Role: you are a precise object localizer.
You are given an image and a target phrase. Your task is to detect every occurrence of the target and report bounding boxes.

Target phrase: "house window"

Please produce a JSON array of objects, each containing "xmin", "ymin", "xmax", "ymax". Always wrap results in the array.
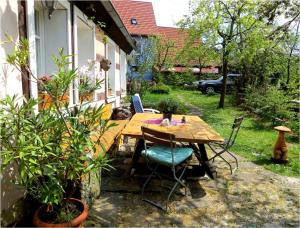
[
  {"xmin": 34, "ymin": 9, "xmax": 43, "ymax": 77},
  {"xmin": 107, "ymin": 42, "xmax": 115, "ymax": 97},
  {"xmin": 75, "ymin": 13, "xmax": 95, "ymax": 104},
  {"xmin": 33, "ymin": 1, "xmax": 71, "ymax": 110},
  {"xmin": 120, "ymin": 51, "xmax": 127, "ymax": 94},
  {"xmin": 131, "ymin": 18, "xmax": 138, "ymax": 25}
]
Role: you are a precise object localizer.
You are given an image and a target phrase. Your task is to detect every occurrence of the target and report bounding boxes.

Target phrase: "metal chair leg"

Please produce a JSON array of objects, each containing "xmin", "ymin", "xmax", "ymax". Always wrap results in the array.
[
  {"xmin": 142, "ymin": 165, "xmax": 188, "ymax": 212},
  {"xmin": 227, "ymin": 150, "xmax": 239, "ymax": 171},
  {"xmin": 218, "ymin": 153, "xmax": 233, "ymax": 174},
  {"xmin": 142, "ymin": 164, "xmax": 158, "ymax": 197},
  {"xmin": 166, "ymin": 166, "xmax": 188, "ymax": 210},
  {"xmin": 208, "ymin": 144, "xmax": 239, "ymax": 175}
]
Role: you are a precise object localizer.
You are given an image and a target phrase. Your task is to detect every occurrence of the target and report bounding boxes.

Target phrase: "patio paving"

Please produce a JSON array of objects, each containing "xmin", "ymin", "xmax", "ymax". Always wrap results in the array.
[{"xmin": 85, "ymin": 145, "xmax": 300, "ymax": 227}]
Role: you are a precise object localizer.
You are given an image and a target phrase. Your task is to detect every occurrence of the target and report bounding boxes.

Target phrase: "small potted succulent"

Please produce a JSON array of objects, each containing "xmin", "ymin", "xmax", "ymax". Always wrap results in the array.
[
  {"xmin": 1, "ymin": 40, "xmax": 112, "ymax": 226},
  {"xmin": 158, "ymin": 98, "xmax": 179, "ymax": 121}
]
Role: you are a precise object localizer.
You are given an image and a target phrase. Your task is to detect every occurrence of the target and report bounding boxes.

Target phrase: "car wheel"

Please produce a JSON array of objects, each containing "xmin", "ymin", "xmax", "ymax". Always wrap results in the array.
[{"xmin": 206, "ymin": 86, "xmax": 215, "ymax": 94}]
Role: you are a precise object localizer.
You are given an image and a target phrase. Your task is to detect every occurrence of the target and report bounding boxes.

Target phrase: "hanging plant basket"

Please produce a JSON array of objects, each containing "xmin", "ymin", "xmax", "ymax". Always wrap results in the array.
[{"xmin": 100, "ymin": 58, "xmax": 111, "ymax": 71}]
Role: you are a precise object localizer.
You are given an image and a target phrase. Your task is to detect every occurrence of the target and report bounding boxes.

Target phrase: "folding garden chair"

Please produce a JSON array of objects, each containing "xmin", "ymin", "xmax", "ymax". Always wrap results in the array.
[
  {"xmin": 207, "ymin": 116, "xmax": 244, "ymax": 174},
  {"xmin": 131, "ymin": 94, "xmax": 160, "ymax": 114},
  {"xmin": 141, "ymin": 126, "xmax": 193, "ymax": 211}
]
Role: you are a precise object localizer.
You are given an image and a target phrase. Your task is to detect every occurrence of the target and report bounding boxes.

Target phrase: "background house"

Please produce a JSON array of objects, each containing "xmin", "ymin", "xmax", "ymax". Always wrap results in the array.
[
  {"xmin": 113, "ymin": 0, "xmax": 219, "ymax": 83},
  {"xmin": 0, "ymin": 0, "xmax": 134, "ymax": 225},
  {"xmin": 112, "ymin": 0, "xmax": 157, "ymax": 81}
]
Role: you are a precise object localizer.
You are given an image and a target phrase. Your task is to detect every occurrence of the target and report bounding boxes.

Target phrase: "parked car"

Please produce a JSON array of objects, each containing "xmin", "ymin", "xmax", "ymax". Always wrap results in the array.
[{"xmin": 198, "ymin": 74, "xmax": 241, "ymax": 94}]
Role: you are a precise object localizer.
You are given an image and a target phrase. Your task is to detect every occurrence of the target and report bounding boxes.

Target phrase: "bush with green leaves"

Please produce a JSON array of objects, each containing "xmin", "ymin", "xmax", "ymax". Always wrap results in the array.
[
  {"xmin": 163, "ymin": 71, "xmax": 197, "ymax": 86},
  {"xmin": 244, "ymin": 86, "xmax": 294, "ymax": 124},
  {"xmin": 150, "ymin": 82, "xmax": 170, "ymax": 94},
  {"xmin": 1, "ymin": 39, "xmax": 112, "ymax": 221}
]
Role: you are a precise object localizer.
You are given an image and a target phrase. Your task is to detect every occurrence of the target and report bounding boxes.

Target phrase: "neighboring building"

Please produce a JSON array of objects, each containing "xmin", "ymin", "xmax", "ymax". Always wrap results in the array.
[
  {"xmin": 0, "ymin": 0, "xmax": 134, "ymax": 225},
  {"xmin": 113, "ymin": 0, "xmax": 219, "ymax": 81},
  {"xmin": 112, "ymin": 0, "xmax": 157, "ymax": 80},
  {"xmin": 157, "ymin": 26, "xmax": 219, "ymax": 75}
]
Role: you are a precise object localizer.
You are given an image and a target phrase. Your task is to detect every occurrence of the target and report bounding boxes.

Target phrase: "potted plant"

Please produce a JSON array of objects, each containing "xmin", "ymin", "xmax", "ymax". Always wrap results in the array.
[
  {"xmin": 38, "ymin": 75, "xmax": 69, "ymax": 110},
  {"xmin": 158, "ymin": 98, "xmax": 179, "ymax": 121},
  {"xmin": 1, "ymin": 39, "xmax": 112, "ymax": 226},
  {"xmin": 78, "ymin": 61, "xmax": 102, "ymax": 103}
]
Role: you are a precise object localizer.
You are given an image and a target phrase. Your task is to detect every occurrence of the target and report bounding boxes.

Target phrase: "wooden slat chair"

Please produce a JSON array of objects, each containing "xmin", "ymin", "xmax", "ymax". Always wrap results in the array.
[
  {"xmin": 141, "ymin": 126, "xmax": 193, "ymax": 211},
  {"xmin": 131, "ymin": 94, "xmax": 160, "ymax": 114},
  {"xmin": 207, "ymin": 116, "xmax": 244, "ymax": 174}
]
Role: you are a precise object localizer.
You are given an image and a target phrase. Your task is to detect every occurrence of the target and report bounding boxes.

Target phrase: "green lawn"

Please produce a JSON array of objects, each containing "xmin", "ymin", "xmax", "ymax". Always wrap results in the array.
[{"xmin": 141, "ymin": 88, "xmax": 300, "ymax": 177}]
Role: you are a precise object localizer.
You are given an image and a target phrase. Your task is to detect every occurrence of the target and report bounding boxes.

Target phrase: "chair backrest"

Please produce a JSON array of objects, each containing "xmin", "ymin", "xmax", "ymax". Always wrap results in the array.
[
  {"xmin": 131, "ymin": 94, "xmax": 144, "ymax": 113},
  {"xmin": 141, "ymin": 126, "xmax": 176, "ymax": 148},
  {"xmin": 226, "ymin": 116, "xmax": 244, "ymax": 148}
]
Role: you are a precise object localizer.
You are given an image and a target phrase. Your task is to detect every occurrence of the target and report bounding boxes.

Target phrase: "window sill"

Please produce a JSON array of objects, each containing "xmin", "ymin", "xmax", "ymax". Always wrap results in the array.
[{"xmin": 106, "ymin": 95, "xmax": 116, "ymax": 103}]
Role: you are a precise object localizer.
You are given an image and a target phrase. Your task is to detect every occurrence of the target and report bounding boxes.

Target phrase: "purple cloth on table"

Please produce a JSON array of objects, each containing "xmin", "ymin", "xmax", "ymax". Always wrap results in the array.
[{"xmin": 143, "ymin": 118, "xmax": 186, "ymax": 126}]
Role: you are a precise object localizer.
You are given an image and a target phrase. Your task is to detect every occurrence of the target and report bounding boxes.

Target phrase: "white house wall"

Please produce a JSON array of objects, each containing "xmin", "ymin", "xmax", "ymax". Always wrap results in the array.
[
  {"xmin": 0, "ymin": 0, "xmax": 23, "ymax": 99},
  {"xmin": 0, "ymin": 1, "xmax": 25, "ymax": 225}
]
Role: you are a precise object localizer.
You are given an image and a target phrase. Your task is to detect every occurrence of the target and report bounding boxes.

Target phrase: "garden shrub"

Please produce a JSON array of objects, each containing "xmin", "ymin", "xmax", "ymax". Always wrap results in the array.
[
  {"xmin": 244, "ymin": 86, "xmax": 294, "ymax": 124},
  {"xmin": 162, "ymin": 71, "xmax": 197, "ymax": 86},
  {"xmin": 200, "ymin": 73, "xmax": 222, "ymax": 80},
  {"xmin": 150, "ymin": 82, "xmax": 171, "ymax": 94}
]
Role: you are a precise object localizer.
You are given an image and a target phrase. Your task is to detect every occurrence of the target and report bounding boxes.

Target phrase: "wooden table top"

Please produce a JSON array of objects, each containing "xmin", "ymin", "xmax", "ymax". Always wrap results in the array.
[{"xmin": 121, "ymin": 113, "xmax": 224, "ymax": 144}]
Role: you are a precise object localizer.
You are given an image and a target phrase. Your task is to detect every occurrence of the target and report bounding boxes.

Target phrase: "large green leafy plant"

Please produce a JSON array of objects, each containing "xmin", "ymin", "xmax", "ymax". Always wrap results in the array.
[{"xmin": 0, "ymin": 39, "xmax": 112, "ymax": 218}]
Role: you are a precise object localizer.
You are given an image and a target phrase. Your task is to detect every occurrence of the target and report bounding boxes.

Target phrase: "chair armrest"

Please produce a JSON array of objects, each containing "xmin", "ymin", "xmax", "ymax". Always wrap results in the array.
[{"xmin": 143, "ymin": 108, "xmax": 160, "ymax": 114}]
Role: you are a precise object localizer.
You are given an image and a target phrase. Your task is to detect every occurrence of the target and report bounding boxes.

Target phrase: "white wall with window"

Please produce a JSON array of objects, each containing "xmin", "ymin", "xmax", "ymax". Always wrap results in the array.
[
  {"xmin": 74, "ymin": 7, "xmax": 96, "ymax": 105},
  {"xmin": 106, "ymin": 40, "xmax": 116, "ymax": 97},
  {"xmin": 29, "ymin": 0, "xmax": 72, "ymax": 103},
  {"xmin": 120, "ymin": 50, "xmax": 127, "ymax": 96}
]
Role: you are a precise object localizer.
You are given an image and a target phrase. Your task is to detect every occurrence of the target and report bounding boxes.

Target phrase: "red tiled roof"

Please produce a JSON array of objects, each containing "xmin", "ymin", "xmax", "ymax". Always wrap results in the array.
[
  {"xmin": 156, "ymin": 26, "xmax": 191, "ymax": 64},
  {"xmin": 156, "ymin": 26, "xmax": 189, "ymax": 50},
  {"xmin": 112, "ymin": 0, "xmax": 157, "ymax": 36}
]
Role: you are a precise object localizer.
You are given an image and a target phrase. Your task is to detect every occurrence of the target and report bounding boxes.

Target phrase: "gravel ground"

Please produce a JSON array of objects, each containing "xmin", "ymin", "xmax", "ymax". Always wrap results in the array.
[{"xmin": 85, "ymin": 148, "xmax": 300, "ymax": 227}]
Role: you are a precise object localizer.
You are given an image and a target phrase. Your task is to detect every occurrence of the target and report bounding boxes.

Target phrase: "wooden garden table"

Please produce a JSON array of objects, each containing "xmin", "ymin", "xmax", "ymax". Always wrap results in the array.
[{"xmin": 122, "ymin": 113, "xmax": 224, "ymax": 178}]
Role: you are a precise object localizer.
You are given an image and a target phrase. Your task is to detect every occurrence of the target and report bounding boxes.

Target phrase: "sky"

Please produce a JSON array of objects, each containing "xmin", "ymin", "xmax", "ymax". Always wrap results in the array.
[{"xmin": 140, "ymin": 0, "xmax": 191, "ymax": 27}]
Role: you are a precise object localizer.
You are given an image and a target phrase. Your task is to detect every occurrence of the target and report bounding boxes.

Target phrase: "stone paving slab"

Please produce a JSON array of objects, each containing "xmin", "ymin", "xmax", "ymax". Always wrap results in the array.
[{"xmin": 85, "ymin": 151, "xmax": 300, "ymax": 227}]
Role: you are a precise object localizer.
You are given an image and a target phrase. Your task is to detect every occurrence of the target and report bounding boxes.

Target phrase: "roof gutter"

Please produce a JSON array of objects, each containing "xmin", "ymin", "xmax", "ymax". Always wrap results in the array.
[{"xmin": 101, "ymin": 1, "xmax": 136, "ymax": 50}]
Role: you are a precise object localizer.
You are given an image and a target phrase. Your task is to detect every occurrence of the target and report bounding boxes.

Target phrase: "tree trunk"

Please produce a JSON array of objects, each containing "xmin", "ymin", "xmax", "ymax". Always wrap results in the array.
[
  {"xmin": 218, "ymin": 49, "xmax": 228, "ymax": 108},
  {"xmin": 286, "ymin": 21, "xmax": 300, "ymax": 85}
]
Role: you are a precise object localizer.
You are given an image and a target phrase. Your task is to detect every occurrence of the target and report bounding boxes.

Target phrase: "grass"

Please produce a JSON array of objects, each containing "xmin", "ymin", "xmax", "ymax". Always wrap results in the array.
[{"xmin": 141, "ymin": 88, "xmax": 300, "ymax": 177}]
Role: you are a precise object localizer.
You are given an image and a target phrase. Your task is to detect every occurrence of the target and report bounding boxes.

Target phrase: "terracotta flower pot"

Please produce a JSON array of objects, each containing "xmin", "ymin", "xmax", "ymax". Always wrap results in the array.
[{"xmin": 33, "ymin": 198, "xmax": 88, "ymax": 228}]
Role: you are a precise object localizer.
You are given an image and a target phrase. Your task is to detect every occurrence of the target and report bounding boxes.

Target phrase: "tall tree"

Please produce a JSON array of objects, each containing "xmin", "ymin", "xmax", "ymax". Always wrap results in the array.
[
  {"xmin": 180, "ymin": 0, "xmax": 261, "ymax": 108},
  {"xmin": 178, "ymin": 29, "xmax": 219, "ymax": 80},
  {"xmin": 179, "ymin": 0, "xmax": 299, "ymax": 108},
  {"xmin": 151, "ymin": 35, "xmax": 175, "ymax": 83}
]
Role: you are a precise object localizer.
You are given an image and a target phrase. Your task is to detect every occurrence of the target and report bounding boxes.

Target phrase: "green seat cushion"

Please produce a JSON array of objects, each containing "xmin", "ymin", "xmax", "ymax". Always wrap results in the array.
[{"xmin": 141, "ymin": 145, "xmax": 193, "ymax": 166}]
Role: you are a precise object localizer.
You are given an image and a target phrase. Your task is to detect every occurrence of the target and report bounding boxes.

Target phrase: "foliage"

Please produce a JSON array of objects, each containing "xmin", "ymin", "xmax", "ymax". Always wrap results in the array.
[
  {"xmin": 151, "ymin": 35, "xmax": 175, "ymax": 83},
  {"xmin": 127, "ymin": 37, "xmax": 154, "ymax": 96},
  {"xmin": 150, "ymin": 82, "xmax": 170, "ymax": 94},
  {"xmin": 244, "ymin": 86, "xmax": 295, "ymax": 124},
  {"xmin": 179, "ymin": 0, "xmax": 299, "ymax": 108},
  {"xmin": 163, "ymin": 71, "xmax": 197, "ymax": 87},
  {"xmin": 158, "ymin": 98, "xmax": 179, "ymax": 114},
  {"xmin": 1, "ymin": 40, "xmax": 112, "ymax": 221},
  {"xmin": 200, "ymin": 73, "xmax": 221, "ymax": 80}
]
